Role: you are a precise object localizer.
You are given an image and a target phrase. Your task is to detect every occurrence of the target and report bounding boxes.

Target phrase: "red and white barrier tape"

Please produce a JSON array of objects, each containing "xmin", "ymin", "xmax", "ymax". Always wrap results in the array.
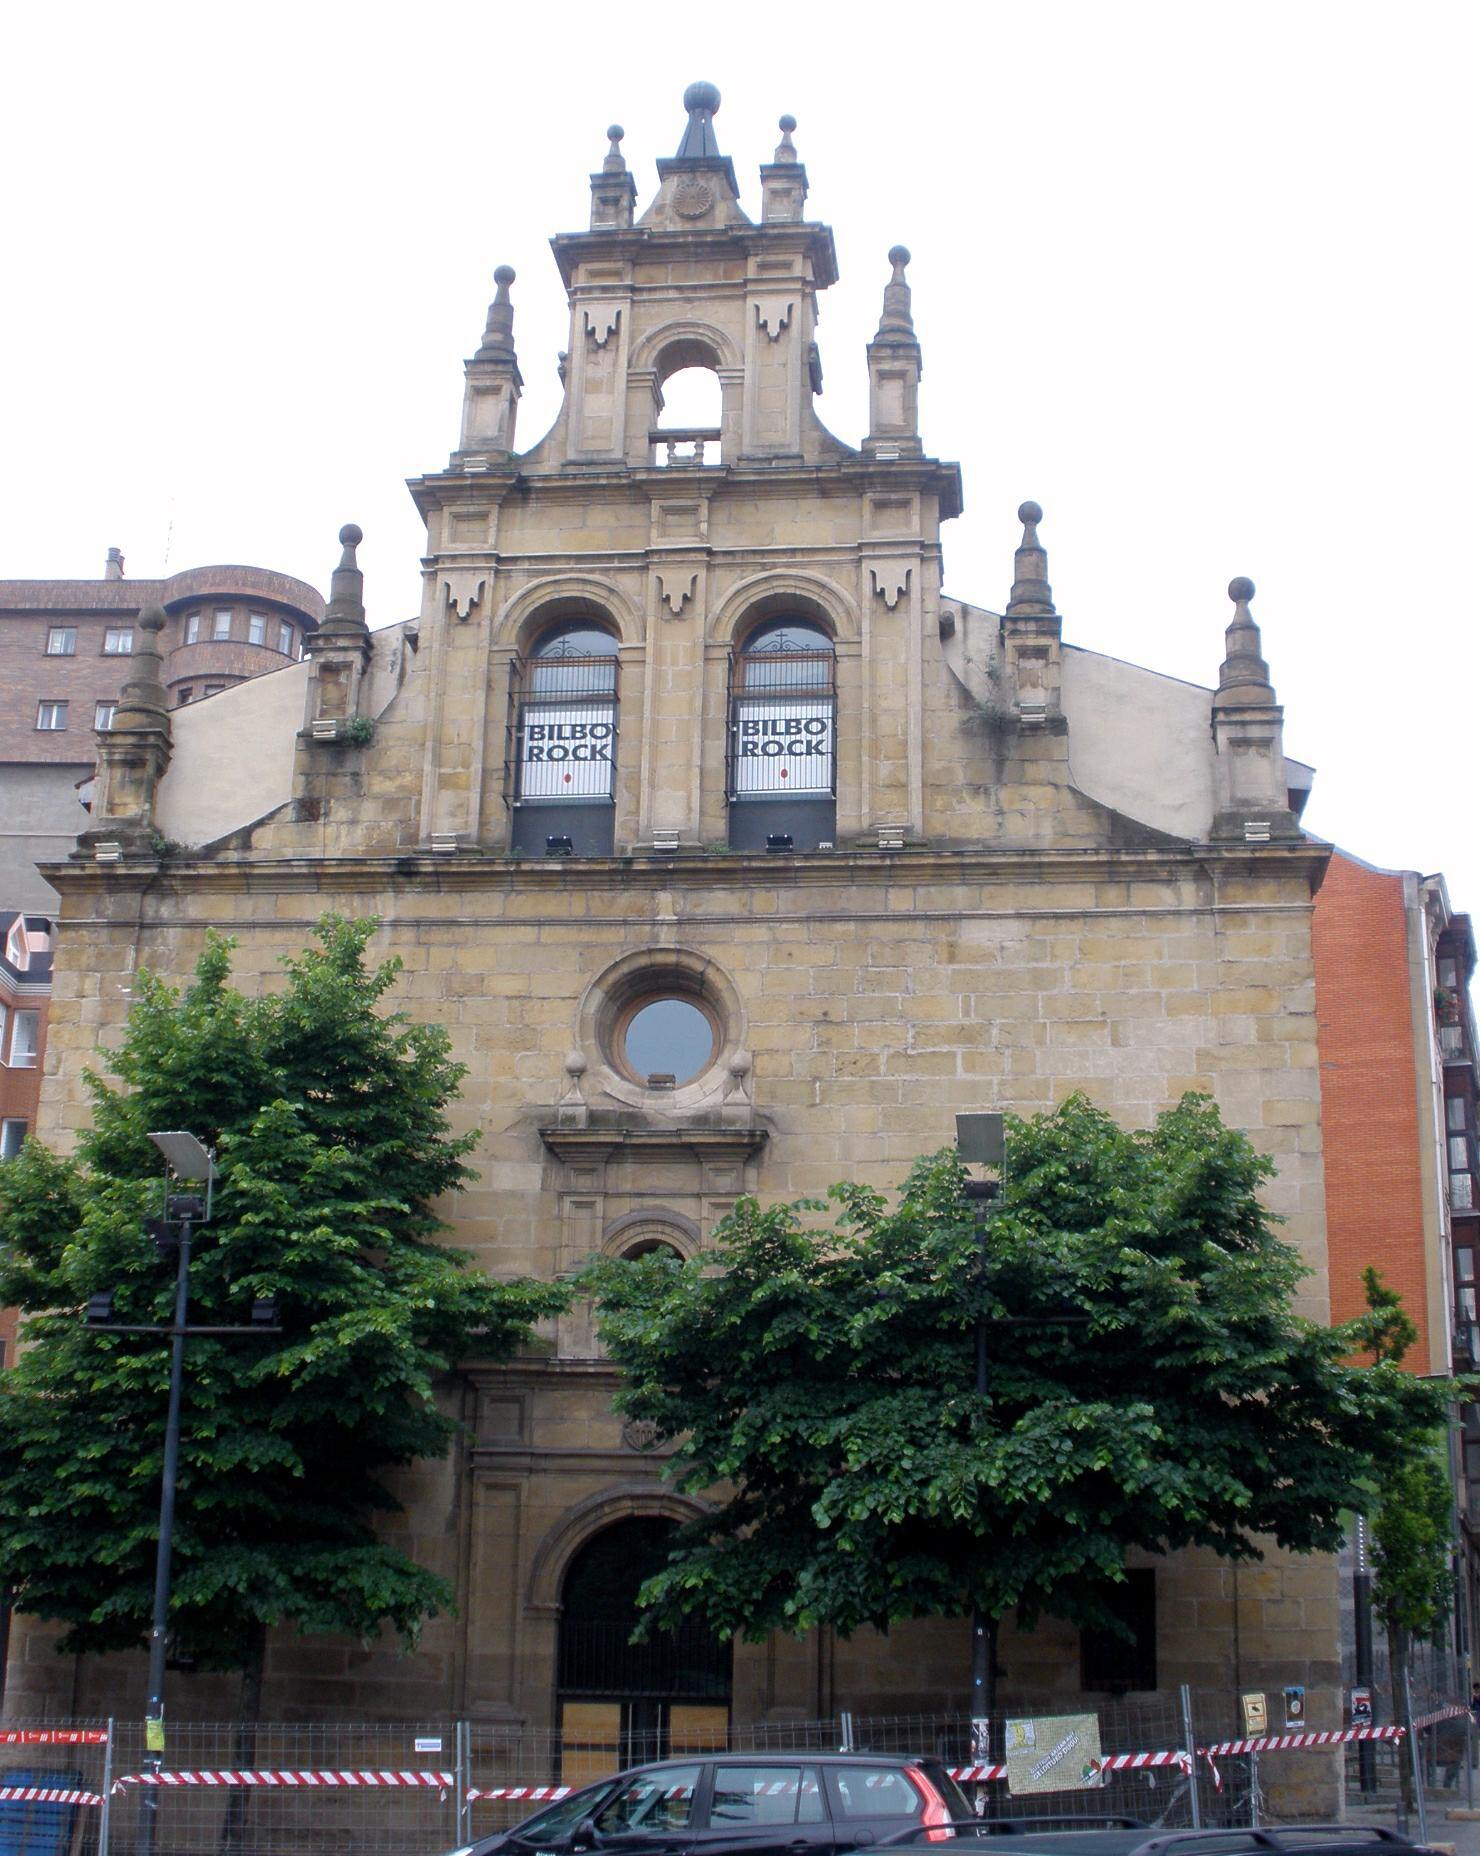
[
  {"xmin": 114, "ymin": 1768, "xmax": 455, "ymax": 1791},
  {"xmin": 947, "ymin": 1765, "xmax": 1007, "ymax": 1783},
  {"xmin": 0, "ymin": 1729, "xmax": 109, "ymax": 1745},
  {"xmin": 0, "ymin": 1784, "xmax": 104, "ymax": 1806},
  {"xmin": 1092, "ymin": 1750, "xmax": 1193, "ymax": 1777},
  {"xmin": 1202, "ymin": 1725, "xmax": 1403, "ymax": 1758},
  {"xmin": 1414, "ymin": 1705, "xmax": 1472, "ymax": 1732},
  {"xmin": 468, "ymin": 1783, "xmax": 572, "ymax": 1803}
]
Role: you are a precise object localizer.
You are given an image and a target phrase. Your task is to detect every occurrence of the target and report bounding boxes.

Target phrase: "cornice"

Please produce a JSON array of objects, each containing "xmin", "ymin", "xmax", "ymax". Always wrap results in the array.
[
  {"xmin": 549, "ymin": 221, "xmax": 839, "ymax": 289},
  {"xmin": 538, "ymin": 1123, "xmax": 768, "ymax": 1164},
  {"xmin": 409, "ymin": 455, "xmax": 962, "ymax": 516},
  {"xmin": 43, "ymin": 837, "xmax": 1333, "ymax": 907}
]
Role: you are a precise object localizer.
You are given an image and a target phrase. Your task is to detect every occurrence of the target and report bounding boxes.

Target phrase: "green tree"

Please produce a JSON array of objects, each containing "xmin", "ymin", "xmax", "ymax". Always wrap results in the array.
[
  {"xmin": 1359, "ymin": 1268, "xmax": 1456, "ymax": 1806},
  {"xmin": 0, "ymin": 917, "xmax": 564, "ymax": 1710},
  {"xmin": 588, "ymin": 1094, "xmax": 1447, "ymax": 1705}
]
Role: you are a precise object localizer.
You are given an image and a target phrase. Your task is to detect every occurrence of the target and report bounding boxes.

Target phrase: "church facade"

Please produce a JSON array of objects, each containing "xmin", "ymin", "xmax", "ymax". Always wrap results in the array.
[{"xmin": 17, "ymin": 86, "xmax": 1337, "ymax": 1758}]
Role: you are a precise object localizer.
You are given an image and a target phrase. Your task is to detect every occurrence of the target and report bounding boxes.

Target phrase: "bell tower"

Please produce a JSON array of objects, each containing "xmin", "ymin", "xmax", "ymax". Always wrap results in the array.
[{"xmin": 409, "ymin": 84, "xmax": 962, "ymax": 853}]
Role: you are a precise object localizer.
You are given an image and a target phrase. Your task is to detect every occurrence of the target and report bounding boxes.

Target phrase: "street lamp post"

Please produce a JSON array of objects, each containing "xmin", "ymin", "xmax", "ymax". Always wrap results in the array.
[
  {"xmin": 83, "ymin": 1130, "xmax": 280, "ymax": 1856},
  {"xmin": 955, "ymin": 1111, "xmax": 1091, "ymax": 1769}
]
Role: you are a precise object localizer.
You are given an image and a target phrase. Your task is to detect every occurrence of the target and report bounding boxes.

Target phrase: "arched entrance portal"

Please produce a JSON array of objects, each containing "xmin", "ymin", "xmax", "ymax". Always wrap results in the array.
[{"xmin": 558, "ymin": 1517, "xmax": 730, "ymax": 1782}]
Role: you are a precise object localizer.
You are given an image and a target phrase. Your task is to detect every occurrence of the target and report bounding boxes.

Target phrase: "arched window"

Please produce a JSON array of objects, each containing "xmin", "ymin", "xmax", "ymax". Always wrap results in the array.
[
  {"xmin": 727, "ymin": 618, "xmax": 836, "ymax": 851},
  {"xmin": 508, "ymin": 621, "xmax": 619, "ymax": 856},
  {"xmin": 557, "ymin": 1518, "xmax": 730, "ymax": 1780}
]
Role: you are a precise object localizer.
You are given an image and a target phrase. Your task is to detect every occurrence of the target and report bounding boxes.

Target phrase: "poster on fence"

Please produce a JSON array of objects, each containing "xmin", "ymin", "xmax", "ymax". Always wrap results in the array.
[
  {"xmin": 1241, "ymin": 1692, "xmax": 1268, "ymax": 1736},
  {"xmin": 1284, "ymin": 1685, "xmax": 1306, "ymax": 1728},
  {"xmin": 1350, "ymin": 1688, "xmax": 1373, "ymax": 1728},
  {"xmin": 1003, "ymin": 1714, "xmax": 1102, "ymax": 1795}
]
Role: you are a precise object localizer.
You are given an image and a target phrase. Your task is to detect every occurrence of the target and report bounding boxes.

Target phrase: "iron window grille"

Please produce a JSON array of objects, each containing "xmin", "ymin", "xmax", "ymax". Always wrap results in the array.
[
  {"xmin": 506, "ymin": 637, "xmax": 620, "ymax": 807},
  {"xmin": 727, "ymin": 630, "xmax": 837, "ymax": 803}
]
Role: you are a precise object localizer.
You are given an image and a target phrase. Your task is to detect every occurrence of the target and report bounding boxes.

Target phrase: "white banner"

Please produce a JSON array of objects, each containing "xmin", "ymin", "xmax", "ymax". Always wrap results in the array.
[
  {"xmin": 731, "ymin": 699, "xmax": 833, "ymax": 794},
  {"xmin": 518, "ymin": 705, "xmax": 615, "ymax": 799}
]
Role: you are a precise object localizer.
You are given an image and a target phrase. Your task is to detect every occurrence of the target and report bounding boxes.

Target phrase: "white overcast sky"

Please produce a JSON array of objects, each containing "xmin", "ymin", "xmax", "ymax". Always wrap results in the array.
[{"xmin": 3, "ymin": 2, "xmax": 1476, "ymax": 916}]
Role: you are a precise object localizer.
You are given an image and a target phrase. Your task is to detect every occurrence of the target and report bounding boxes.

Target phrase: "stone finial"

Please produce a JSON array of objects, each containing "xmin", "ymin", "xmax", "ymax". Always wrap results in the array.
[
  {"xmin": 1004, "ymin": 501, "xmax": 1057, "ymax": 618},
  {"xmin": 877, "ymin": 245, "xmax": 915, "ymax": 338},
  {"xmin": 1214, "ymin": 575, "xmax": 1276, "ymax": 708},
  {"xmin": 603, "ymin": 124, "xmax": 626, "ymax": 173},
  {"xmin": 774, "ymin": 114, "xmax": 798, "ymax": 163},
  {"xmin": 109, "ymin": 605, "xmax": 170, "ymax": 730},
  {"xmin": 475, "ymin": 265, "xmax": 518, "ymax": 363},
  {"xmin": 314, "ymin": 523, "xmax": 371, "ymax": 652},
  {"xmin": 87, "ymin": 602, "xmax": 173, "ymax": 834},
  {"xmin": 675, "ymin": 80, "xmax": 722, "ymax": 159}
]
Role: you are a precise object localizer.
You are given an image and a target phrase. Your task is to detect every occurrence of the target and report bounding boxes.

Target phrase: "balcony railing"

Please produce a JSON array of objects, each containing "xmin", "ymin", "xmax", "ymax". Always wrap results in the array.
[{"xmin": 649, "ymin": 427, "xmax": 722, "ymax": 468}]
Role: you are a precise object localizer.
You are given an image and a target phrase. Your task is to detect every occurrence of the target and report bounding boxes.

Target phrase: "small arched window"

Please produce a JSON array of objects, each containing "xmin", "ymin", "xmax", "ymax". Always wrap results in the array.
[
  {"xmin": 727, "ymin": 618, "xmax": 836, "ymax": 851},
  {"xmin": 509, "ymin": 620, "xmax": 620, "ymax": 856}
]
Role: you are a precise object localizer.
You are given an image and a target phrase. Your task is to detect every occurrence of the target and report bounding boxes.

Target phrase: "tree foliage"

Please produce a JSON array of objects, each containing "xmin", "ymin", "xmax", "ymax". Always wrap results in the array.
[
  {"xmin": 0, "ymin": 916, "xmax": 564, "ymax": 1672},
  {"xmin": 588, "ymin": 1094, "xmax": 1448, "ymax": 1644}
]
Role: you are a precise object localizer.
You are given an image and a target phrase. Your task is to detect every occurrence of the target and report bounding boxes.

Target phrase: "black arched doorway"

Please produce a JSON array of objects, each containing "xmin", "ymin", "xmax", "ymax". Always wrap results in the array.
[{"xmin": 558, "ymin": 1517, "xmax": 730, "ymax": 1781}]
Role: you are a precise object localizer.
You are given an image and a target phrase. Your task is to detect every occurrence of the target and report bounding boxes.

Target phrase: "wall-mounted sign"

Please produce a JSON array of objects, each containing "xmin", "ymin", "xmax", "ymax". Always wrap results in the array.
[
  {"xmin": 731, "ymin": 699, "xmax": 833, "ymax": 794},
  {"xmin": 1003, "ymin": 1714, "xmax": 1102, "ymax": 1795},
  {"xmin": 1284, "ymin": 1685, "xmax": 1306, "ymax": 1729},
  {"xmin": 518, "ymin": 705, "xmax": 616, "ymax": 799},
  {"xmin": 414, "ymin": 1736, "xmax": 443, "ymax": 1754},
  {"xmin": 1241, "ymin": 1692, "xmax": 1268, "ymax": 1736}
]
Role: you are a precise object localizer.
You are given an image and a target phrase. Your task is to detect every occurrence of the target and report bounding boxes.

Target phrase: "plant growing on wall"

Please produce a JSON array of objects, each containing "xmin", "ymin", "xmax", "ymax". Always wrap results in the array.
[
  {"xmin": 0, "ymin": 918, "xmax": 563, "ymax": 1745},
  {"xmin": 588, "ymin": 1096, "xmax": 1451, "ymax": 1710}
]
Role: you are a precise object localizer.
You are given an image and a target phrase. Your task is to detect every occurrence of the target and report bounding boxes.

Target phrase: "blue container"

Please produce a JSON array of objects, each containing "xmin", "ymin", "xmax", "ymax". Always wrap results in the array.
[{"xmin": 0, "ymin": 1767, "xmax": 83, "ymax": 1856}]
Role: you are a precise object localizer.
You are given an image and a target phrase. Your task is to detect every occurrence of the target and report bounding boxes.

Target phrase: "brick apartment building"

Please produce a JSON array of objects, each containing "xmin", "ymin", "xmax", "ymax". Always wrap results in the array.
[
  {"xmin": 1312, "ymin": 853, "xmax": 1480, "ymax": 1662},
  {"xmin": 0, "ymin": 554, "xmax": 323, "ymax": 910}
]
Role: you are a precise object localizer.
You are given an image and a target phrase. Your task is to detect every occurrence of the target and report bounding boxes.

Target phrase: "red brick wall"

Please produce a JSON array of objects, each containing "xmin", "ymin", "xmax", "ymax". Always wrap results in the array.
[{"xmin": 1313, "ymin": 852, "xmax": 1432, "ymax": 1368}]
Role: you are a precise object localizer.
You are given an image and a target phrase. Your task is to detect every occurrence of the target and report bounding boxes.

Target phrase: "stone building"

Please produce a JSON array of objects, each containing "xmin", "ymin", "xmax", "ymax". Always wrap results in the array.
[
  {"xmin": 0, "ymin": 555, "xmax": 322, "ymax": 909},
  {"xmin": 13, "ymin": 86, "xmax": 1341, "ymax": 1764}
]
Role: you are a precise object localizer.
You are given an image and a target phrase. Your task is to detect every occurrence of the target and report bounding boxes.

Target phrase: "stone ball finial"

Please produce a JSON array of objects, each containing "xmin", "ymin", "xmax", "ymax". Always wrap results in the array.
[
  {"xmin": 888, "ymin": 244, "xmax": 911, "ymax": 269},
  {"xmin": 684, "ymin": 80, "xmax": 721, "ymax": 115},
  {"xmin": 1018, "ymin": 500, "xmax": 1043, "ymax": 526},
  {"xmin": 607, "ymin": 124, "xmax": 624, "ymax": 144},
  {"xmin": 139, "ymin": 603, "xmax": 167, "ymax": 633},
  {"xmin": 779, "ymin": 113, "xmax": 797, "ymax": 133},
  {"xmin": 564, "ymin": 1049, "xmax": 587, "ymax": 1077},
  {"xmin": 1228, "ymin": 575, "xmax": 1255, "ymax": 603},
  {"xmin": 339, "ymin": 523, "xmax": 363, "ymax": 548},
  {"xmin": 493, "ymin": 264, "xmax": 516, "ymax": 291}
]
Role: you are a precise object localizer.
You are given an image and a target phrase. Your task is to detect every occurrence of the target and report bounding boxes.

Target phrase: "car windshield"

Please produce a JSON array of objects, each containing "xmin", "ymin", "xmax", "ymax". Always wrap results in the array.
[{"xmin": 513, "ymin": 1782, "xmax": 619, "ymax": 1842}]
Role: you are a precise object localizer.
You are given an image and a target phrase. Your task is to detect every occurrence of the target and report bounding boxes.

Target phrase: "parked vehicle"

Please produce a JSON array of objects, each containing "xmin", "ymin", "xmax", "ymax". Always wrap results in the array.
[{"xmin": 444, "ymin": 1753, "xmax": 972, "ymax": 1856}]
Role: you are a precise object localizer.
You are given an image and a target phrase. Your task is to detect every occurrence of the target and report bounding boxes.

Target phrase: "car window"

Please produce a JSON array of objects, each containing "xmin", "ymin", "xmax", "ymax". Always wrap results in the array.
[
  {"xmin": 514, "ymin": 1783, "xmax": 618, "ymax": 1843},
  {"xmin": 710, "ymin": 1765, "xmax": 826, "ymax": 1827},
  {"xmin": 831, "ymin": 1768, "xmax": 921, "ymax": 1819},
  {"xmin": 595, "ymin": 1766, "xmax": 701, "ymax": 1834}
]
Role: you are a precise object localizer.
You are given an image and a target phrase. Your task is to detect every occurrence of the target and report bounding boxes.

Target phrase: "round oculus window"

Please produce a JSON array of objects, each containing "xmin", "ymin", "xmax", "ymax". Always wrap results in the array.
[{"xmin": 618, "ymin": 996, "xmax": 718, "ymax": 1087}]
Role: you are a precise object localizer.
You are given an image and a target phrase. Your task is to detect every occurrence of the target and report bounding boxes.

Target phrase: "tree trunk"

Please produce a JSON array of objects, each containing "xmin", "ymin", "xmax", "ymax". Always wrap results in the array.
[
  {"xmin": 1389, "ymin": 1618, "xmax": 1415, "ymax": 1819},
  {"xmin": 220, "ymin": 1623, "xmax": 268, "ymax": 1855}
]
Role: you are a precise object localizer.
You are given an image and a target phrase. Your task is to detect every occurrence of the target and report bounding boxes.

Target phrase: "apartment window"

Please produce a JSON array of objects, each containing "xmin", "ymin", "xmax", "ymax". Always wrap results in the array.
[
  {"xmin": 212, "ymin": 608, "xmax": 233, "ymax": 640},
  {"xmin": 45, "ymin": 626, "xmax": 76, "ymax": 655},
  {"xmin": 1081, "ymin": 1568, "xmax": 1157, "ymax": 1692},
  {"xmin": 0, "ymin": 1119, "xmax": 26, "ymax": 1161},
  {"xmin": 1451, "ymin": 1097, "xmax": 1469, "ymax": 1132},
  {"xmin": 1452, "ymin": 1136, "xmax": 1471, "ymax": 1172},
  {"xmin": 94, "ymin": 700, "xmax": 117, "ymax": 731},
  {"xmin": 1456, "ymin": 1175, "xmax": 1477, "ymax": 1212},
  {"xmin": 185, "ymin": 612, "xmax": 201, "ymax": 644},
  {"xmin": 248, "ymin": 612, "xmax": 266, "ymax": 645},
  {"xmin": 203, "ymin": 682, "xmax": 227, "ymax": 698},
  {"xmin": 35, "ymin": 701, "xmax": 67, "ymax": 731},
  {"xmin": 102, "ymin": 626, "xmax": 133, "ymax": 655},
  {"xmin": 0, "ymin": 1006, "xmax": 7, "ymax": 1053},
  {"xmin": 177, "ymin": 687, "xmax": 194, "ymax": 705},
  {"xmin": 276, "ymin": 620, "xmax": 294, "ymax": 655},
  {"xmin": 1442, "ymin": 1025, "xmax": 1466, "ymax": 1058},
  {"xmin": 1440, "ymin": 960, "xmax": 1460, "ymax": 990},
  {"xmin": 8, "ymin": 1010, "xmax": 39, "ymax": 1068}
]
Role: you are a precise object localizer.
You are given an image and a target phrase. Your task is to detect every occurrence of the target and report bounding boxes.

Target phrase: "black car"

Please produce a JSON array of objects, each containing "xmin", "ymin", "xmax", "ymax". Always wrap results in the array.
[{"xmin": 445, "ymin": 1753, "xmax": 973, "ymax": 1856}]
